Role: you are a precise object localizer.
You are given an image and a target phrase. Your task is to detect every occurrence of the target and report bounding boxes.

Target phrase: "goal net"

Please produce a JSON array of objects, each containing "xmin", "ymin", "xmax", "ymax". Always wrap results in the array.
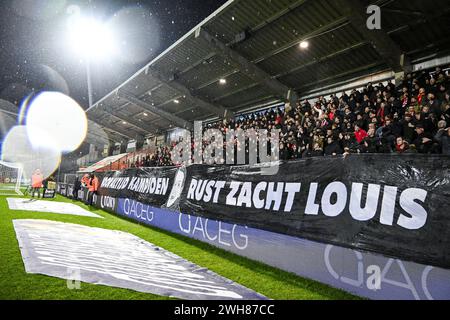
[
  {"xmin": 63, "ymin": 173, "xmax": 77, "ymax": 185},
  {"xmin": 0, "ymin": 160, "xmax": 24, "ymax": 196}
]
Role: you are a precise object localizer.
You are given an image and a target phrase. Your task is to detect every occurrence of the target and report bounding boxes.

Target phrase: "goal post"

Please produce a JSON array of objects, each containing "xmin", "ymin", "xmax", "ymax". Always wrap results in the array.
[{"xmin": 0, "ymin": 160, "xmax": 24, "ymax": 196}]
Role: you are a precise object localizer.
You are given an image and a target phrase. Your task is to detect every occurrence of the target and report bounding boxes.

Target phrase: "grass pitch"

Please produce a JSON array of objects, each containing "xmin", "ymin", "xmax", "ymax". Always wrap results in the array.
[{"xmin": 0, "ymin": 194, "xmax": 360, "ymax": 300}]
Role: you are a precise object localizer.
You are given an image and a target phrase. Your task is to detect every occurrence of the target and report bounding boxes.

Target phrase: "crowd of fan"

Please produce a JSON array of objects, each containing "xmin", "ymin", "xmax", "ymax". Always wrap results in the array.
[
  {"xmin": 125, "ymin": 145, "xmax": 174, "ymax": 168},
  {"xmin": 126, "ymin": 66, "xmax": 450, "ymax": 168},
  {"xmin": 206, "ymin": 66, "xmax": 450, "ymax": 159}
]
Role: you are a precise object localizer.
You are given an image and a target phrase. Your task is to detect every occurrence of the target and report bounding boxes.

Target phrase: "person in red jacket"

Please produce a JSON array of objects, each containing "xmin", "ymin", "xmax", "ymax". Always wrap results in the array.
[
  {"xmin": 87, "ymin": 173, "xmax": 100, "ymax": 206},
  {"xmin": 31, "ymin": 169, "xmax": 43, "ymax": 198},
  {"xmin": 354, "ymin": 124, "xmax": 368, "ymax": 144},
  {"xmin": 417, "ymin": 88, "xmax": 426, "ymax": 106},
  {"xmin": 81, "ymin": 174, "xmax": 90, "ymax": 188},
  {"xmin": 395, "ymin": 137, "xmax": 410, "ymax": 153}
]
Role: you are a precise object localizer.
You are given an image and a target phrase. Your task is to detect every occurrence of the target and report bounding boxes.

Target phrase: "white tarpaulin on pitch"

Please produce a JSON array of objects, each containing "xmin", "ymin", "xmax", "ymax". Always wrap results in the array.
[
  {"xmin": 7, "ymin": 198, "xmax": 102, "ymax": 218},
  {"xmin": 13, "ymin": 219, "xmax": 267, "ymax": 300}
]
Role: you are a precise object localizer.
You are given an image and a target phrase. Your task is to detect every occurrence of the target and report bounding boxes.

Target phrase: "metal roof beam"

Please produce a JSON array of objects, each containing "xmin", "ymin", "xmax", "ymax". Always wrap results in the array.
[
  {"xmin": 182, "ymin": 18, "xmax": 349, "ymax": 104},
  {"xmin": 87, "ymin": 120, "xmax": 124, "ymax": 145},
  {"xmin": 252, "ymin": 17, "xmax": 349, "ymax": 64},
  {"xmin": 101, "ymin": 127, "xmax": 134, "ymax": 141},
  {"xmin": 85, "ymin": 133, "xmax": 112, "ymax": 148},
  {"xmin": 127, "ymin": 92, "xmax": 190, "ymax": 128},
  {"xmin": 90, "ymin": 115, "xmax": 142, "ymax": 141},
  {"xmin": 197, "ymin": 28, "xmax": 298, "ymax": 104},
  {"xmin": 101, "ymin": 130, "xmax": 129, "ymax": 143},
  {"xmin": 382, "ymin": 8, "xmax": 425, "ymax": 17},
  {"xmin": 117, "ymin": 89, "xmax": 194, "ymax": 131},
  {"xmin": 0, "ymin": 108, "xmax": 18, "ymax": 117},
  {"xmin": 0, "ymin": 99, "xmax": 18, "ymax": 116},
  {"xmin": 213, "ymin": 83, "xmax": 261, "ymax": 102},
  {"xmin": 341, "ymin": 0, "xmax": 410, "ymax": 73},
  {"xmin": 103, "ymin": 83, "xmax": 171, "ymax": 131},
  {"xmin": 145, "ymin": 103, "xmax": 207, "ymax": 127},
  {"xmin": 297, "ymin": 61, "xmax": 386, "ymax": 92},
  {"xmin": 145, "ymin": 66, "xmax": 234, "ymax": 120},
  {"xmin": 86, "ymin": 129, "xmax": 116, "ymax": 145},
  {"xmin": 233, "ymin": 96, "xmax": 278, "ymax": 111},
  {"xmin": 87, "ymin": 134, "xmax": 113, "ymax": 146},
  {"xmin": 112, "ymin": 106, "xmax": 168, "ymax": 132},
  {"xmin": 248, "ymin": 0, "xmax": 309, "ymax": 36},
  {"xmin": 275, "ymin": 41, "xmax": 369, "ymax": 78},
  {"xmin": 386, "ymin": 7, "xmax": 450, "ymax": 36},
  {"xmin": 99, "ymin": 108, "xmax": 158, "ymax": 135}
]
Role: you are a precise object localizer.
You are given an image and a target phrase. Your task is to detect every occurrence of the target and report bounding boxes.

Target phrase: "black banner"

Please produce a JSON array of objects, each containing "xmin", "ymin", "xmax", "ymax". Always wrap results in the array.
[
  {"xmin": 98, "ymin": 167, "xmax": 177, "ymax": 207},
  {"xmin": 42, "ymin": 189, "xmax": 56, "ymax": 198},
  {"xmin": 92, "ymin": 155, "xmax": 450, "ymax": 268}
]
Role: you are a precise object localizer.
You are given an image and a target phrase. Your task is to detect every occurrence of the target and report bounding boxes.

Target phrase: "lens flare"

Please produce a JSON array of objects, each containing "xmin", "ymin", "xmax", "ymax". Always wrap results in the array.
[
  {"xmin": 39, "ymin": 65, "xmax": 70, "ymax": 95},
  {"xmin": 0, "ymin": 113, "xmax": 16, "ymax": 137},
  {"xmin": 25, "ymin": 92, "xmax": 87, "ymax": 153},
  {"xmin": 18, "ymin": 94, "xmax": 33, "ymax": 125},
  {"xmin": 1, "ymin": 126, "xmax": 61, "ymax": 181},
  {"xmin": 0, "ymin": 83, "xmax": 31, "ymax": 107},
  {"xmin": 108, "ymin": 6, "xmax": 160, "ymax": 64},
  {"xmin": 0, "ymin": 99, "xmax": 20, "ymax": 140}
]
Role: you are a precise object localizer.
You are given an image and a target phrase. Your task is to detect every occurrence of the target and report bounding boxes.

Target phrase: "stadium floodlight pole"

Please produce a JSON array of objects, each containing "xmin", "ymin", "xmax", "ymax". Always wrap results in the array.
[
  {"xmin": 67, "ymin": 14, "xmax": 115, "ymax": 112},
  {"xmin": 86, "ymin": 57, "xmax": 94, "ymax": 109}
]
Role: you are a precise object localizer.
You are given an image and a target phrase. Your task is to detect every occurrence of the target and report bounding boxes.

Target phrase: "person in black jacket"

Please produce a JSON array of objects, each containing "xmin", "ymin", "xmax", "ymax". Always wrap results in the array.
[
  {"xmin": 324, "ymin": 137, "xmax": 343, "ymax": 156},
  {"xmin": 288, "ymin": 143, "xmax": 301, "ymax": 160},
  {"xmin": 426, "ymin": 93, "xmax": 441, "ymax": 119},
  {"xmin": 412, "ymin": 124, "xmax": 435, "ymax": 153},
  {"xmin": 435, "ymin": 126, "xmax": 450, "ymax": 155},
  {"xmin": 341, "ymin": 132, "xmax": 359, "ymax": 153},
  {"xmin": 73, "ymin": 177, "xmax": 81, "ymax": 200},
  {"xmin": 310, "ymin": 143, "xmax": 324, "ymax": 157},
  {"xmin": 377, "ymin": 117, "xmax": 397, "ymax": 151},
  {"xmin": 279, "ymin": 143, "xmax": 290, "ymax": 161},
  {"xmin": 401, "ymin": 113, "xmax": 416, "ymax": 143},
  {"xmin": 42, "ymin": 178, "xmax": 48, "ymax": 197},
  {"xmin": 361, "ymin": 129, "xmax": 381, "ymax": 153}
]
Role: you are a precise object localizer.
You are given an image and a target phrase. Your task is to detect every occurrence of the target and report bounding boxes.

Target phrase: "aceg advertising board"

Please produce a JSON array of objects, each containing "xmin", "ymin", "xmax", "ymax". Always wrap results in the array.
[{"xmin": 114, "ymin": 197, "xmax": 450, "ymax": 300}]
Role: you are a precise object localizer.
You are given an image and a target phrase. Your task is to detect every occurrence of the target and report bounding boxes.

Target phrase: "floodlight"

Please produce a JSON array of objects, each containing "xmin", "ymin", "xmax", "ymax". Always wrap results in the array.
[
  {"xmin": 300, "ymin": 41, "xmax": 309, "ymax": 49},
  {"xmin": 68, "ymin": 16, "xmax": 116, "ymax": 60}
]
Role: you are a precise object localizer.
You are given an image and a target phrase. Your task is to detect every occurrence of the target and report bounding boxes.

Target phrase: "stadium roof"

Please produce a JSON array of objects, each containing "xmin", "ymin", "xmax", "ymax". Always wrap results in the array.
[
  {"xmin": 89, "ymin": 0, "xmax": 450, "ymax": 143},
  {"xmin": 78, "ymin": 153, "xmax": 127, "ymax": 173}
]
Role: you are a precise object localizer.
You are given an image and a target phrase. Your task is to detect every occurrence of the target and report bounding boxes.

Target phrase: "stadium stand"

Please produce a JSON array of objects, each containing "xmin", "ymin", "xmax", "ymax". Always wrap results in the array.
[
  {"xmin": 96, "ymin": 65, "xmax": 449, "ymax": 170},
  {"xmin": 97, "ymin": 145, "xmax": 174, "ymax": 170},
  {"xmin": 84, "ymin": 0, "xmax": 450, "ymax": 158},
  {"xmin": 206, "ymin": 65, "xmax": 450, "ymax": 159}
]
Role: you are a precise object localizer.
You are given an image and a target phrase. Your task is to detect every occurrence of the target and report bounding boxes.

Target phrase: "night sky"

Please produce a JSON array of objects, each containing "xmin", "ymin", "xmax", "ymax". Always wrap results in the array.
[{"xmin": 0, "ymin": 0, "xmax": 227, "ymax": 109}]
